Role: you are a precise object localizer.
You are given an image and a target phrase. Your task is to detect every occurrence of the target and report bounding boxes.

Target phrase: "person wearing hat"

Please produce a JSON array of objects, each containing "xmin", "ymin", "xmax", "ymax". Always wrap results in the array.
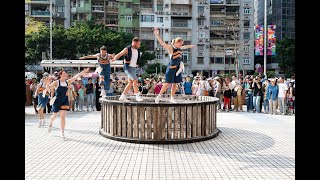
[
  {"xmin": 35, "ymin": 72, "xmax": 51, "ymax": 128},
  {"xmin": 79, "ymin": 46, "xmax": 115, "ymax": 97},
  {"xmin": 153, "ymin": 27, "xmax": 195, "ymax": 103}
]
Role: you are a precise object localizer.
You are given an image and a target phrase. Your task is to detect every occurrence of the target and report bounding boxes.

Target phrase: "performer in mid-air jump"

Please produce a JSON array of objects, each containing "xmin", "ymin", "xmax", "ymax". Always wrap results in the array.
[
  {"xmin": 111, "ymin": 37, "xmax": 143, "ymax": 102},
  {"xmin": 153, "ymin": 27, "xmax": 194, "ymax": 103},
  {"xmin": 79, "ymin": 46, "xmax": 114, "ymax": 97}
]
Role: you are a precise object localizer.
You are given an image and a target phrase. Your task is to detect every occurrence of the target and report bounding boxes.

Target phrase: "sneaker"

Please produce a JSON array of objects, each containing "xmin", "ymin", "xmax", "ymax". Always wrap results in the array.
[
  {"xmin": 38, "ymin": 120, "xmax": 42, "ymax": 128},
  {"xmin": 169, "ymin": 98, "xmax": 177, "ymax": 103},
  {"xmin": 48, "ymin": 125, "xmax": 52, "ymax": 133},
  {"xmin": 155, "ymin": 95, "xmax": 161, "ymax": 104},
  {"xmin": 135, "ymin": 94, "xmax": 143, "ymax": 102},
  {"xmin": 226, "ymin": 109, "xmax": 229, "ymax": 112},
  {"xmin": 119, "ymin": 94, "xmax": 130, "ymax": 102},
  {"xmin": 100, "ymin": 89, "xmax": 106, "ymax": 97},
  {"xmin": 60, "ymin": 131, "xmax": 65, "ymax": 139},
  {"xmin": 42, "ymin": 120, "xmax": 46, "ymax": 126}
]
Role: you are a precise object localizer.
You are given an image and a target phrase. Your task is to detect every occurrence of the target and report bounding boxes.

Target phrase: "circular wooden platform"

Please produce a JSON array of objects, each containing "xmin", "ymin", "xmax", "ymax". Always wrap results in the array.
[{"xmin": 99, "ymin": 94, "xmax": 220, "ymax": 144}]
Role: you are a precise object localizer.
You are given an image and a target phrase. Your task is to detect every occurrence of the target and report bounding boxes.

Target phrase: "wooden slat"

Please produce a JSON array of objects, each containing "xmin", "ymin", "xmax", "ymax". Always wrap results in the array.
[
  {"xmin": 127, "ymin": 106, "xmax": 132, "ymax": 138},
  {"xmin": 160, "ymin": 107, "xmax": 166, "ymax": 139},
  {"xmin": 208, "ymin": 105, "xmax": 212, "ymax": 134},
  {"xmin": 106, "ymin": 104, "xmax": 109, "ymax": 133},
  {"xmin": 214, "ymin": 104, "xmax": 217, "ymax": 129},
  {"xmin": 113, "ymin": 105, "xmax": 117, "ymax": 136},
  {"xmin": 110, "ymin": 105, "xmax": 114, "ymax": 135},
  {"xmin": 202, "ymin": 105, "xmax": 206, "ymax": 136},
  {"xmin": 117, "ymin": 105, "xmax": 121, "ymax": 136},
  {"xmin": 180, "ymin": 106, "xmax": 186, "ymax": 139},
  {"xmin": 153, "ymin": 107, "xmax": 159, "ymax": 139},
  {"xmin": 101, "ymin": 104, "xmax": 103, "ymax": 129},
  {"xmin": 187, "ymin": 106, "xmax": 192, "ymax": 138},
  {"xmin": 192, "ymin": 106, "xmax": 197, "ymax": 137},
  {"xmin": 133, "ymin": 106, "xmax": 139, "ymax": 138},
  {"xmin": 197, "ymin": 105, "xmax": 201, "ymax": 136},
  {"xmin": 212, "ymin": 105, "xmax": 215, "ymax": 131},
  {"xmin": 167, "ymin": 107, "xmax": 173, "ymax": 139},
  {"xmin": 122, "ymin": 105, "xmax": 127, "ymax": 137},
  {"xmin": 174, "ymin": 106, "xmax": 180, "ymax": 139},
  {"xmin": 139, "ymin": 107, "xmax": 145, "ymax": 139},
  {"xmin": 146, "ymin": 107, "xmax": 152, "ymax": 139}
]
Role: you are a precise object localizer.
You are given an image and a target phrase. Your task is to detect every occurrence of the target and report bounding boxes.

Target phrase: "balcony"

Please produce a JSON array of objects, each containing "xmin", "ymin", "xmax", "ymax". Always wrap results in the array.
[
  {"xmin": 210, "ymin": 26, "xmax": 225, "ymax": 30},
  {"xmin": 29, "ymin": 0, "xmax": 50, "ymax": 4},
  {"xmin": 210, "ymin": 12, "xmax": 226, "ymax": 17},
  {"xmin": 171, "ymin": 22, "xmax": 192, "ymax": 29},
  {"xmin": 171, "ymin": 0, "xmax": 192, "ymax": 5},
  {"xmin": 140, "ymin": 34, "xmax": 154, "ymax": 40},
  {"xmin": 225, "ymin": 39, "xmax": 239, "ymax": 44},
  {"xmin": 92, "ymin": 5, "xmax": 104, "ymax": 13},
  {"xmin": 31, "ymin": 10, "xmax": 50, "ymax": 16},
  {"xmin": 210, "ymin": 39, "xmax": 225, "ymax": 44},
  {"xmin": 226, "ymin": 13, "xmax": 239, "ymax": 19},
  {"xmin": 106, "ymin": 6, "xmax": 118, "ymax": 13},
  {"xmin": 171, "ymin": 11, "xmax": 191, "ymax": 17},
  {"xmin": 226, "ymin": 0, "xmax": 240, "ymax": 5},
  {"xmin": 171, "ymin": 35, "xmax": 192, "ymax": 41}
]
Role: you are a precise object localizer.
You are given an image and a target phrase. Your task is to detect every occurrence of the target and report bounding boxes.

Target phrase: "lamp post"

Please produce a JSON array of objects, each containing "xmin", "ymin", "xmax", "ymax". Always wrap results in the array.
[
  {"xmin": 49, "ymin": 0, "xmax": 52, "ymax": 74},
  {"xmin": 263, "ymin": 0, "xmax": 267, "ymax": 78}
]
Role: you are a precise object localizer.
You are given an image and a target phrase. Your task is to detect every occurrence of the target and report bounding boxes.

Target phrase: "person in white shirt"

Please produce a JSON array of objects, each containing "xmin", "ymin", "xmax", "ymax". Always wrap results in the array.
[{"xmin": 277, "ymin": 77, "xmax": 288, "ymax": 115}]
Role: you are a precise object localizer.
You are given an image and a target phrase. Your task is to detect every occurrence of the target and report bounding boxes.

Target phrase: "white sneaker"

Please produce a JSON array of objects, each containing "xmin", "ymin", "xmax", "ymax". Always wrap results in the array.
[
  {"xmin": 155, "ymin": 95, "xmax": 161, "ymax": 104},
  {"xmin": 119, "ymin": 94, "xmax": 130, "ymax": 102},
  {"xmin": 38, "ymin": 120, "xmax": 42, "ymax": 128},
  {"xmin": 42, "ymin": 120, "xmax": 46, "ymax": 126},
  {"xmin": 100, "ymin": 89, "xmax": 106, "ymax": 97},
  {"xmin": 169, "ymin": 98, "xmax": 177, "ymax": 103},
  {"xmin": 135, "ymin": 94, "xmax": 143, "ymax": 102},
  {"xmin": 48, "ymin": 125, "xmax": 52, "ymax": 133},
  {"xmin": 60, "ymin": 131, "xmax": 65, "ymax": 139}
]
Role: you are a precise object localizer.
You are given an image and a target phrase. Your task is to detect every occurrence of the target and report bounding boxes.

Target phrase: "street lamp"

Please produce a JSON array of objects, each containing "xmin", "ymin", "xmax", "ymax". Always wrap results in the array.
[{"xmin": 49, "ymin": 0, "xmax": 52, "ymax": 74}]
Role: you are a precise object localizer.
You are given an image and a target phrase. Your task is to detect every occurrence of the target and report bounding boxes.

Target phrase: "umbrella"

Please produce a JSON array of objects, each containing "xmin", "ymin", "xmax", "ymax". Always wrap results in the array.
[{"xmin": 25, "ymin": 72, "xmax": 37, "ymax": 79}]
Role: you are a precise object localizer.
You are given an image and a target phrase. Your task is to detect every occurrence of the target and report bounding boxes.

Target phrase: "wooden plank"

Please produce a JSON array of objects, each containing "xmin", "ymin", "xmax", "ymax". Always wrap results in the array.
[
  {"xmin": 208, "ymin": 105, "xmax": 212, "ymax": 134},
  {"xmin": 159, "ymin": 107, "xmax": 168, "ymax": 139},
  {"xmin": 153, "ymin": 107, "xmax": 159, "ymax": 139},
  {"xmin": 110, "ymin": 105, "xmax": 114, "ymax": 135},
  {"xmin": 133, "ymin": 106, "xmax": 139, "ymax": 138},
  {"xmin": 202, "ymin": 105, "xmax": 206, "ymax": 136},
  {"xmin": 212, "ymin": 104, "xmax": 215, "ymax": 131},
  {"xmin": 214, "ymin": 104, "xmax": 217, "ymax": 129},
  {"xmin": 180, "ymin": 106, "xmax": 186, "ymax": 139},
  {"xmin": 117, "ymin": 105, "xmax": 121, "ymax": 136},
  {"xmin": 167, "ymin": 107, "xmax": 173, "ymax": 139},
  {"xmin": 197, "ymin": 105, "xmax": 201, "ymax": 136},
  {"xmin": 122, "ymin": 105, "xmax": 127, "ymax": 137},
  {"xmin": 127, "ymin": 106, "xmax": 132, "ymax": 138},
  {"xmin": 101, "ymin": 103, "xmax": 103, "ymax": 129},
  {"xmin": 174, "ymin": 106, "xmax": 180, "ymax": 139},
  {"xmin": 192, "ymin": 106, "xmax": 197, "ymax": 137},
  {"xmin": 146, "ymin": 107, "xmax": 152, "ymax": 139},
  {"xmin": 187, "ymin": 106, "xmax": 192, "ymax": 138},
  {"xmin": 113, "ymin": 105, "xmax": 117, "ymax": 136},
  {"xmin": 106, "ymin": 104, "xmax": 109, "ymax": 133},
  {"xmin": 139, "ymin": 107, "xmax": 145, "ymax": 139}
]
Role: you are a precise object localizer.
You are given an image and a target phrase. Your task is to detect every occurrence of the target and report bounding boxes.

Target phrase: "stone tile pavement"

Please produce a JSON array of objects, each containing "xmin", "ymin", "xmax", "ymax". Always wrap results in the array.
[{"xmin": 25, "ymin": 106, "xmax": 295, "ymax": 180}]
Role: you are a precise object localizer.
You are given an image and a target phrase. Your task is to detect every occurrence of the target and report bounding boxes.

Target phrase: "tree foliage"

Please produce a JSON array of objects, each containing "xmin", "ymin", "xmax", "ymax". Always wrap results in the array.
[
  {"xmin": 144, "ymin": 63, "xmax": 166, "ymax": 74},
  {"xmin": 276, "ymin": 38, "xmax": 295, "ymax": 77}
]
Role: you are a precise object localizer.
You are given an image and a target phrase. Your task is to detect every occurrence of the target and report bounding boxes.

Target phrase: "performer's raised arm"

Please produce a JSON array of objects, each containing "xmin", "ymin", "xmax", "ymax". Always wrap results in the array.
[
  {"xmin": 180, "ymin": 45, "xmax": 194, "ymax": 50},
  {"xmin": 79, "ymin": 54, "xmax": 98, "ymax": 59},
  {"xmin": 111, "ymin": 48, "xmax": 128, "ymax": 62},
  {"xmin": 67, "ymin": 68, "xmax": 90, "ymax": 84},
  {"xmin": 154, "ymin": 27, "xmax": 171, "ymax": 50}
]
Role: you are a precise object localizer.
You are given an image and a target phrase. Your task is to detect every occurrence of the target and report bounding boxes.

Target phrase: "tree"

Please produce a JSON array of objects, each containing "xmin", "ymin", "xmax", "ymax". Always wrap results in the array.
[
  {"xmin": 276, "ymin": 38, "xmax": 295, "ymax": 77},
  {"xmin": 144, "ymin": 63, "xmax": 166, "ymax": 74}
]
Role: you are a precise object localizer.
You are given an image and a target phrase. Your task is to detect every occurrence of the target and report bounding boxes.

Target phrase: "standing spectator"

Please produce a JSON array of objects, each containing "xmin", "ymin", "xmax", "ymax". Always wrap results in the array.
[
  {"xmin": 223, "ymin": 85, "xmax": 232, "ymax": 112},
  {"xmin": 192, "ymin": 76, "xmax": 200, "ymax": 96},
  {"xmin": 262, "ymin": 79, "xmax": 270, "ymax": 113},
  {"xmin": 233, "ymin": 81, "xmax": 244, "ymax": 112},
  {"xmin": 148, "ymin": 78, "xmax": 156, "ymax": 94},
  {"xmin": 199, "ymin": 76, "xmax": 210, "ymax": 96},
  {"xmin": 245, "ymin": 78, "xmax": 254, "ymax": 112},
  {"xmin": 142, "ymin": 78, "xmax": 151, "ymax": 94},
  {"xmin": 85, "ymin": 77, "xmax": 95, "ymax": 111},
  {"xmin": 67, "ymin": 83, "xmax": 77, "ymax": 112},
  {"xmin": 213, "ymin": 77, "xmax": 222, "ymax": 110},
  {"xmin": 277, "ymin": 77, "xmax": 288, "ymax": 115},
  {"xmin": 252, "ymin": 76, "xmax": 262, "ymax": 113},
  {"xmin": 207, "ymin": 78, "xmax": 215, "ymax": 97},
  {"xmin": 154, "ymin": 78, "xmax": 163, "ymax": 95},
  {"xmin": 77, "ymin": 84, "xmax": 85, "ymax": 111},
  {"xmin": 182, "ymin": 76, "xmax": 193, "ymax": 95},
  {"xmin": 30, "ymin": 78, "xmax": 38, "ymax": 114},
  {"xmin": 266, "ymin": 79, "xmax": 279, "ymax": 115},
  {"xmin": 73, "ymin": 78, "xmax": 82, "ymax": 111}
]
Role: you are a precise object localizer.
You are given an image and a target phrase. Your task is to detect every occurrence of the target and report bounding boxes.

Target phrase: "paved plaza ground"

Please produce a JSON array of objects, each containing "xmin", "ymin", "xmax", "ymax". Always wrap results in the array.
[{"xmin": 25, "ymin": 106, "xmax": 295, "ymax": 180}]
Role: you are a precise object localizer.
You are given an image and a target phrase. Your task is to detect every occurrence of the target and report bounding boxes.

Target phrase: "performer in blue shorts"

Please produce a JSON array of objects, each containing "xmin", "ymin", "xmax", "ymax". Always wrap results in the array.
[{"xmin": 153, "ymin": 27, "xmax": 194, "ymax": 103}]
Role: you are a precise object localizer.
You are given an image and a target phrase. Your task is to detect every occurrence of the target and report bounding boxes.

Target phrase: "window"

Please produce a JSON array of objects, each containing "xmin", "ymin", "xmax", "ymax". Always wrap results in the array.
[
  {"xmin": 198, "ymin": 6, "xmax": 204, "ymax": 13},
  {"xmin": 157, "ymin": 17, "xmax": 163, "ymax": 23},
  {"xmin": 141, "ymin": 15, "xmax": 154, "ymax": 22},
  {"xmin": 243, "ymin": 21, "xmax": 250, "ymax": 27},
  {"xmin": 244, "ymin": 0, "xmax": 251, "ymax": 2},
  {"xmin": 156, "ymin": 53, "xmax": 163, "ymax": 60},
  {"xmin": 126, "ymin": 28, "xmax": 132, "ymax": 34},
  {"xmin": 282, "ymin": 8, "xmax": 287, "ymax": 14},
  {"xmin": 197, "ymin": 57, "xmax": 204, "ymax": 64},
  {"xmin": 243, "ymin": 58, "xmax": 250, "ymax": 65},
  {"xmin": 182, "ymin": 52, "xmax": 189, "ymax": 61},
  {"xmin": 243, "ymin": 32, "xmax": 250, "ymax": 40},
  {"xmin": 198, "ymin": 45, "xmax": 205, "ymax": 51},
  {"xmin": 215, "ymin": 57, "xmax": 224, "ymax": 64},
  {"xmin": 198, "ymin": 19, "xmax": 205, "ymax": 26},
  {"xmin": 119, "ymin": 2, "xmax": 124, "ymax": 6},
  {"xmin": 157, "ymin": 4, "xmax": 163, "ymax": 11},
  {"xmin": 244, "ymin": 8, "xmax": 250, "ymax": 14},
  {"xmin": 211, "ymin": 20, "xmax": 223, "ymax": 26},
  {"xmin": 210, "ymin": 57, "xmax": 214, "ymax": 64},
  {"xmin": 57, "ymin": 6, "xmax": 64, "ymax": 13},
  {"xmin": 198, "ymin": 32, "xmax": 205, "ymax": 38},
  {"xmin": 126, "ymin": 2, "xmax": 132, "ymax": 8},
  {"xmin": 125, "ymin": 16, "xmax": 132, "ymax": 21},
  {"xmin": 243, "ymin": 45, "xmax": 250, "ymax": 52}
]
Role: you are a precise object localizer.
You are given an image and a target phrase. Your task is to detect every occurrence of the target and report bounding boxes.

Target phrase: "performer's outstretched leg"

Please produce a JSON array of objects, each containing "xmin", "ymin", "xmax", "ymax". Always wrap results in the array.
[{"xmin": 155, "ymin": 83, "xmax": 171, "ymax": 104}]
